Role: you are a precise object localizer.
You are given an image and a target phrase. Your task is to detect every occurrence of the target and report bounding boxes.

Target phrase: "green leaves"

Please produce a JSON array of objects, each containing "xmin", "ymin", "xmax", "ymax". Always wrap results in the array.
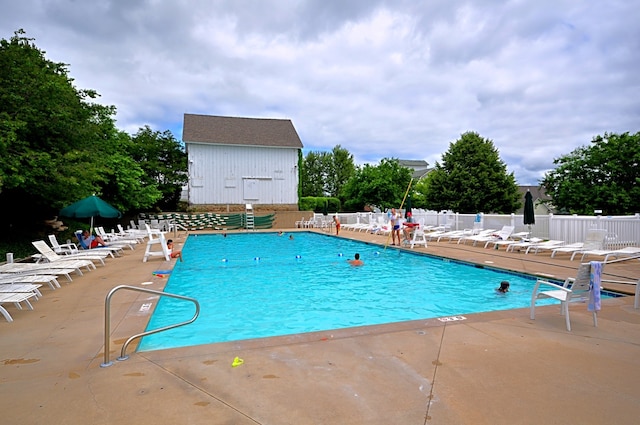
[
  {"xmin": 340, "ymin": 158, "xmax": 412, "ymax": 212},
  {"xmin": 301, "ymin": 144, "xmax": 355, "ymax": 199},
  {"xmin": 542, "ymin": 132, "xmax": 640, "ymax": 214},
  {"xmin": 0, "ymin": 30, "xmax": 186, "ymax": 231},
  {"xmin": 422, "ymin": 132, "xmax": 520, "ymax": 214}
]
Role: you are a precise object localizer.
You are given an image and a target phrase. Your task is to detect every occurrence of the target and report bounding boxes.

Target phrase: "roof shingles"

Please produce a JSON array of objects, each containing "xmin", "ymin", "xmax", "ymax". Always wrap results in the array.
[{"xmin": 182, "ymin": 114, "xmax": 303, "ymax": 148}]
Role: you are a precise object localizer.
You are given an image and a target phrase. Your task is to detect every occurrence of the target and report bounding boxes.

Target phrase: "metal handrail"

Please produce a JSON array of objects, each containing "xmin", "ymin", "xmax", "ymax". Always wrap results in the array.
[{"xmin": 101, "ymin": 285, "xmax": 200, "ymax": 367}]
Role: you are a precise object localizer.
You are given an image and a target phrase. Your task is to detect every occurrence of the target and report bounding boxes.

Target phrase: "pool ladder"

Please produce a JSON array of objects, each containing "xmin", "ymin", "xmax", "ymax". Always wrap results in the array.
[{"xmin": 101, "ymin": 285, "xmax": 200, "ymax": 368}]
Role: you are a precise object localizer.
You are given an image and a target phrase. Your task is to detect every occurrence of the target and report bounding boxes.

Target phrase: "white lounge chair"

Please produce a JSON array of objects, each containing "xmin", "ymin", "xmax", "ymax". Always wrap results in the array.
[
  {"xmin": 0, "ymin": 291, "xmax": 39, "ymax": 322},
  {"xmin": 116, "ymin": 224, "xmax": 147, "ymax": 242},
  {"xmin": 444, "ymin": 222, "xmax": 484, "ymax": 243},
  {"xmin": 460, "ymin": 227, "xmax": 512, "ymax": 246},
  {"xmin": 32, "ymin": 241, "xmax": 102, "ymax": 268},
  {"xmin": 47, "ymin": 235, "xmax": 80, "ymax": 255},
  {"xmin": 455, "ymin": 229, "xmax": 499, "ymax": 245},
  {"xmin": 550, "ymin": 229, "xmax": 608, "ymax": 259},
  {"xmin": 48, "ymin": 235, "xmax": 113, "ymax": 259},
  {"xmin": 485, "ymin": 231, "xmax": 530, "ymax": 250},
  {"xmin": 505, "ymin": 238, "xmax": 549, "ymax": 252},
  {"xmin": 96, "ymin": 226, "xmax": 140, "ymax": 246},
  {"xmin": 74, "ymin": 231, "xmax": 130, "ymax": 253},
  {"xmin": 435, "ymin": 230, "xmax": 468, "ymax": 243},
  {"xmin": 0, "ymin": 273, "xmax": 61, "ymax": 290},
  {"xmin": 530, "ymin": 261, "xmax": 601, "ymax": 331},
  {"xmin": 579, "ymin": 246, "xmax": 640, "ymax": 262},
  {"xmin": 0, "ymin": 283, "xmax": 43, "ymax": 299},
  {"xmin": 525, "ymin": 240, "xmax": 571, "ymax": 254},
  {"xmin": 0, "ymin": 263, "xmax": 77, "ymax": 281}
]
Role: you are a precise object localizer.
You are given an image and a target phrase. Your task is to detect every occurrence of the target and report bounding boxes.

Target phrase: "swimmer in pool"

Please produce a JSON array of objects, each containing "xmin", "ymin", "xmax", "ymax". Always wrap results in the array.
[
  {"xmin": 496, "ymin": 281, "xmax": 510, "ymax": 294},
  {"xmin": 348, "ymin": 253, "xmax": 363, "ymax": 266},
  {"xmin": 167, "ymin": 239, "xmax": 183, "ymax": 262}
]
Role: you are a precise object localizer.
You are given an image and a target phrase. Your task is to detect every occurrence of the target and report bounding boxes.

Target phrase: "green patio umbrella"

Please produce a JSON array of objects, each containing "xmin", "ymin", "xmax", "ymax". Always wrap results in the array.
[
  {"xmin": 523, "ymin": 191, "xmax": 535, "ymax": 235},
  {"xmin": 59, "ymin": 195, "xmax": 122, "ymax": 234}
]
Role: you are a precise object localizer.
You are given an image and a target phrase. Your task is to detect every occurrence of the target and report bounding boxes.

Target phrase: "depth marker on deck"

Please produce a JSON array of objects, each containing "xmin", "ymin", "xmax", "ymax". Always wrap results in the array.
[{"xmin": 438, "ymin": 316, "xmax": 467, "ymax": 322}]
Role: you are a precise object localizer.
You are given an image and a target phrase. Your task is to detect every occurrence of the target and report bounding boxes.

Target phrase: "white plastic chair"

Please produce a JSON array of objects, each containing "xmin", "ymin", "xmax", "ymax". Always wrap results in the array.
[{"xmin": 530, "ymin": 262, "xmax": 600, "ymax": 331}]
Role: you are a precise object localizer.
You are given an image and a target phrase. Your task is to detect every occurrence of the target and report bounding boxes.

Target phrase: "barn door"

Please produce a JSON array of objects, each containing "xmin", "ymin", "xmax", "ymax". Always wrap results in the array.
[{"xmin": 243, "ymin": 178, "xmax": 259, "ymax": 200}]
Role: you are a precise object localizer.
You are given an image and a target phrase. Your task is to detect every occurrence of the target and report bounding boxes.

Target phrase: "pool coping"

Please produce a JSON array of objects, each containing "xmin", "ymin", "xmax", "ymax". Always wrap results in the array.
[{"xmin": 2, "ymin": 228, "xmax": 639, "ymax": 425}]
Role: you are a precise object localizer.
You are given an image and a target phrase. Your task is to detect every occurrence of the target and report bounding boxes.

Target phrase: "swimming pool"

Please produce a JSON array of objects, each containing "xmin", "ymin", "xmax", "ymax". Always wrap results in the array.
[{"xmin": 138, "ymin": 232, "xmax": 556, "ymax": 351}]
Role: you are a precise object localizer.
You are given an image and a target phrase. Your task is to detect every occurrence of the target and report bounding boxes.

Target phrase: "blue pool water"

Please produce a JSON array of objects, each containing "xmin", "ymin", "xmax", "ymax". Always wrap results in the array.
[{"xmin": 138, "ymin": 232, "xmax": 556, "ymax": 351}]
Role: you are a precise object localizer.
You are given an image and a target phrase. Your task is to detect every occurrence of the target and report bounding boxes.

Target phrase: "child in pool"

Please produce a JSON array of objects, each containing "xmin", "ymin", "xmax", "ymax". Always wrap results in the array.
[
  {"xmin": 496, "ymin": 281, "xmax": 510, "ymax": 294},
  {"xmin": 167, "ymin": 239, "xmax": 183, "ymax": 262}
]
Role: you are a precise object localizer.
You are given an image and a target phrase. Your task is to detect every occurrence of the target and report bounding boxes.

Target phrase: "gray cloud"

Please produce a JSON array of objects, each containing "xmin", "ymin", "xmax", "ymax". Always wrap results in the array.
[{"xmin": 2, "ymin": 0, "xmax": 638, "ymax": 185}]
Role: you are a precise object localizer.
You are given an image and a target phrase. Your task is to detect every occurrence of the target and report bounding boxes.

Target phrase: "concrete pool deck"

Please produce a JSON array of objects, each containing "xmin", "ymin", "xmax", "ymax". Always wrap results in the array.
[{"xmin": 1, "ymin": 229, "xmax": 640, "ymax": 424}]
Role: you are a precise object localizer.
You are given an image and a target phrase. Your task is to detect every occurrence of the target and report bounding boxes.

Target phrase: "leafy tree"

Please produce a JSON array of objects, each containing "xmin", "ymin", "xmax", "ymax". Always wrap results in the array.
[
  {"xmin": 301, "ymin": 145, "xmax": 355, "ymax": 202},
  {"xmin": 128, "ymin": 126, "xmax": 187, "ymax": 211},
  {"xmin": 301, "ymin": 151, "xmax": 325, "ymax": 196},
  {"xmin": 421, "ymin": 132, "xmax": 520, "ymax": 213},
  {"xmin": 0, "ymin": 29, "xmax": 106, "ymax": 214},
  {"xmin": 340, "ymin": 158, "xmax": 412, "ymax": 212},
  {"xmin": 326, "ymin": 145, "xmax": 355, "ymax": 198},
  {"xmin": 0, "ymin": 30, "xmax": 173, "ymax": 235},
  {"xmin": 411, "ymin": 178, "xmax": 429, "ymax": 209},
  {"xmin": 541, "ymin": 132, "xmax": 640, "ymax": 215}
]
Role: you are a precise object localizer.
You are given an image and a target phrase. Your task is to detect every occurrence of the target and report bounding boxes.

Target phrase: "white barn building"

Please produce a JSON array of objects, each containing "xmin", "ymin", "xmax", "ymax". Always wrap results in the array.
[{"xmin": 182, "ymin": 114, "xmax": 304, "ymax": 209}]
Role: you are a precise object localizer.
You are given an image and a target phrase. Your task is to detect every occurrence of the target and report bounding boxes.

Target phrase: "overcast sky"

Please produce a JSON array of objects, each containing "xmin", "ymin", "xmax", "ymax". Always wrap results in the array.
[{"xmin": 3, "ymin": 1, "xmax": 639, "ymax": 185}]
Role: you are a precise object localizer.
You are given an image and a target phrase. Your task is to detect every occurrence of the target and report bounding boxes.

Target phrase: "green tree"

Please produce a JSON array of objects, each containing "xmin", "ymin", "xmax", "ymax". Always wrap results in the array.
[
  {"xmin": 0, "ymin": 29, "xmax": 104, "ymax": 211},
  {"xmin": 301, "ymin": 151, "xmax": 326, "ymax": 196},
  {"xmin": 411, "ymin": 178, "xmax": 429, "ymax": 209},
  {"xmin": 0, "ymin": 30, "xmax": 166, "ymax": 232},
  {"xmin": 326, "ymin": 145, "xmax": 355, "ymax": 198},
  {"xmin": 340, "ymin": 158, "xmax": 412, "ymax": 211},
  {"xmin": 421, "ymin": 132, "xmax": 520, "ymax": 213},
  {"xmin": 541, "ymin": 132, "xmax": 640, "ymax": 215},
  {"xmin": 128, "ymin": 126, "xmax": 187, "ymax": 211},
  {"xmin": 301, "ymin": 145, "xmax": 355, "ymax": 201}
]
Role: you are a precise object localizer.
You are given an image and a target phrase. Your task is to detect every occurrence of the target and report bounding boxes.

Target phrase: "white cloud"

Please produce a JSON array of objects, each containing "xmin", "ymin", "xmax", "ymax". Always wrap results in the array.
[{"xmin": 2, "ymin": 0, "xmax": 638, "ymax": 185}]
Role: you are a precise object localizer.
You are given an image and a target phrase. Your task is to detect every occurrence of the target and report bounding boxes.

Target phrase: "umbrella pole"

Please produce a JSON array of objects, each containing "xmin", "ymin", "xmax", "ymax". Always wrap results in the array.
[{"xmin": 90, "ymin": 216, "xmax": 95, "ymax": 248}]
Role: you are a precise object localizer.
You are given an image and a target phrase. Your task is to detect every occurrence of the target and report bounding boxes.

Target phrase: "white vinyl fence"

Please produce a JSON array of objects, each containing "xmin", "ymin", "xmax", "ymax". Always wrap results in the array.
[{"xmin": 313, "ymin": 211, "xmax": 640, "ymax": 247}]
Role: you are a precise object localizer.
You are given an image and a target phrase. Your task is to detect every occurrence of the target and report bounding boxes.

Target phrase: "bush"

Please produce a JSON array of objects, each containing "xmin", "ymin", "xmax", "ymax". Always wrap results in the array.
[{"xmin": 299, "ymin": 197, "xmax": 341, "ymax": 213}]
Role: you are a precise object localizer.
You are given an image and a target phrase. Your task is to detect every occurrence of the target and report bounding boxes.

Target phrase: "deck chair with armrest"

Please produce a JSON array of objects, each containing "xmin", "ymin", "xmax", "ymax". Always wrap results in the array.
[
  {"xmin": 408, "ymin": 222, "xmax": 428, "ymax": 249},
  {"xmin": 142, "ymin": 226, "xmax": 171, "ymax": 262},
  {"xmin": 95, "ymin": 227, "xmax": 140, "ymax": 247},
  {"xmin": 530, "ymin": 261, "xmax": 601, "ymax": 331},
  {"xmin": 47, "ymin": 235, "xmax": 80, "ymax": 255},
  {"xmin": 74, "ymin": 231, "xmax": 127, "ymax": 254},
  {"xmin": 32, "ymin": 241, "xmax": 103, "ymax": 268},
  {"xmin": 48, "ymin": 235, "xmax": 114, "ymax": 259}
]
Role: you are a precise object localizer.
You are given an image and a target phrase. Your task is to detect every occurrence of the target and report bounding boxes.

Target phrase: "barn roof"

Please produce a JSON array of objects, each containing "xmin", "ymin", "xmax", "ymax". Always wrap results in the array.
[{"xmin": 183, "ymin": 114, "xmax": 303, "ymax": 148}]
